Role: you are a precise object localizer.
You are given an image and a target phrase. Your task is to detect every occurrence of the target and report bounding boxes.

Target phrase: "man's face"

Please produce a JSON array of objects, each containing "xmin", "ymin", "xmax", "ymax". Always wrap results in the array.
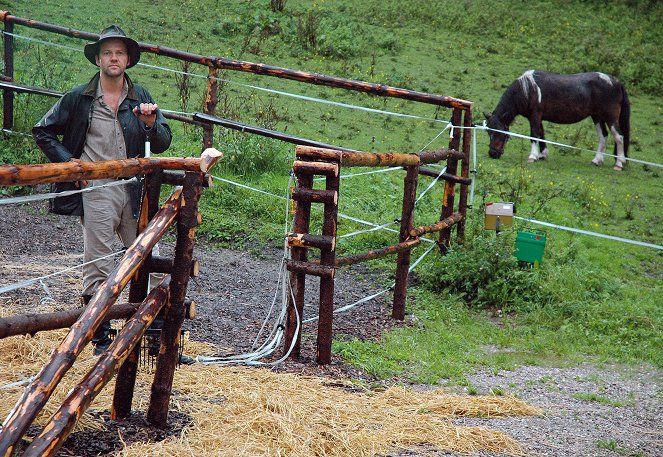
[{"xmin": 95, "ymin": 39, "xmax": 129, "ymax": 78}]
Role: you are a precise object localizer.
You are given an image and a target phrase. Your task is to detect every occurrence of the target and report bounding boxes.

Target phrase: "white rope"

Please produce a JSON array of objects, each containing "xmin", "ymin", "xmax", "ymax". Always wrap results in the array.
[
  {"xmin": 196, "ymin": 174, "xmax": 299, "ymax": 366},
  {"xmin": 338, "ymin": 220, "xmax": 398, "ymax": 239},
  {"xmin": 469, "ymin": 125, "xmax": 477, "ymax": 208},
  {"xmin": 0, "ymin": 178, "xmax": 136, "ymax": 206},
  {"xmin": 476, "ymin": 122, "xmax": 663, "ymax": 169},
  {"xmin": 415, "ymin": 165, "xmax": 447, "ymax": 206},
  {"xmin": 313, "ymin": 166, "xmax": 403, "ymax": 182},
  {"xmin": 303, "ymin": 241, "xmax": 438, "ymax": 323},
  {"xmin": 514, "ymin": 216, "xmax": 663, "ymax": 250},
  {"xmin": 0, "ymin": 249, "xmax": 125, "ymax": 295}
]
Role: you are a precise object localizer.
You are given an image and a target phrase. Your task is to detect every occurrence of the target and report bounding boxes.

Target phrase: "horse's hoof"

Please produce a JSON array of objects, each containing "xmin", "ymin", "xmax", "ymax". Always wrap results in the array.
[
  {"xmin": 527, "ymin": 158, "xmax": 536, "ymax": 163},
  {"xmin": 591, "ymin": 161, "xmax": 601, "ymax": 166},
  {"xmin": 613, "ymin": 165, "xmax": 623, "ymax": 171}
]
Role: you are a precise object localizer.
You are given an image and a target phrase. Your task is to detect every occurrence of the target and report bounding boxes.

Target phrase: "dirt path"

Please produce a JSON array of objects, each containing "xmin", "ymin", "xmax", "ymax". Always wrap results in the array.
[{"xmin": 1, "ymin": 201, "xmax": 660, "ymax": 456}]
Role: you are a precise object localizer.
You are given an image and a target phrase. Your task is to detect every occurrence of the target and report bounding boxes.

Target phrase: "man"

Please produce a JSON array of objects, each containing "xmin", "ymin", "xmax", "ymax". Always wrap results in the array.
[{"xmin": 32, "ymin": 25, "xmax": 174, "ymax": 357}]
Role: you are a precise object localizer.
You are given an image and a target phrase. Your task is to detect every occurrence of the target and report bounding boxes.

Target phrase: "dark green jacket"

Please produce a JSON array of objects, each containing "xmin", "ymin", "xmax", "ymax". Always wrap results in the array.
[{"xmin": 32, "ymin": 73, "xmax": 172, "ymax": 216}]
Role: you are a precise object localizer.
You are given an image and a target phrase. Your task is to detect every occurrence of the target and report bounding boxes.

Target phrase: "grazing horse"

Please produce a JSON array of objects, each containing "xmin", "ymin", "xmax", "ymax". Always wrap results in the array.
[{"xmin": 485, "ymin": 70, "xmax": 630, "ymax": 170}]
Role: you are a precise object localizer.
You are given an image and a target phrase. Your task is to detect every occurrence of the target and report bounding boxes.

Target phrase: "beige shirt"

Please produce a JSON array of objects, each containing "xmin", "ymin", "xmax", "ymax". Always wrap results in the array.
[{"xmin": 81, "ymin": 79, "xmax": 129, "ymax": 185}]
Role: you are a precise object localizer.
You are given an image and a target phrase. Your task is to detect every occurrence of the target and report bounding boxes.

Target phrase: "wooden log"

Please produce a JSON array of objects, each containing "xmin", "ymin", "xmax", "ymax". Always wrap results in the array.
[
  {"xmin": 194, "ymin": 113, "xmax": 357, "ymax": 152},
  {"xmin": 316, "ymin": 172, "xmax": 339, "ymax": 365},
  {"xmin": 438, "ymin": 108, "xmax": 463, "ymax": 253},
  {"xmin": 292, "ymin": 160, "xmax": 339, "ymax": 177},
  {"xmin": 296, "ymin": 146, "xmax": 420, "ymax": 167},
  {"xmin": 147, "ymin": 172, "xmax": 203, "ymax": 427},
  {"xmin": 3, "ymin": 18, "xmax": 14, "ymax": 131},
  {"xmin": 333, "ymin": 238, "xmax": 421, "ymax": 267},
  {"xmin": 0, "ymin": 188, "xmax": 182, "ymax": 457},
  {"xmin": 202, "ymin": 67, "xmax": 219, "ymax": 150},
  {"xmin": 291, "ymin": 187, "xmax": 337, "ymax": 205},
  {"xmin": 418, "ymin": 149, "xmax": 464, "ymax": 164},
  {"xmin": 456, "ymin": 109, "xmax": 473, "ymax": 243},
  {"xmin": 0, "ymin": 300, "xmax": 195, "ymax": 340},
  {"xmin": 287, "ymin": 233, "xmax": 335, "ymax": 251},
  {"xmin": 286, "ymin": 259, "xmax": 335, "ymax": 279},
  {"xmin": 410, "ymin": 212, "xmax": 464, "ymax": 238},
  {"xmin": 418, "ymin": 167, "xmax": 472, "ymax": 185},
  {"xmin": 393, "ymin": 165, "xmax": 419, "ymax": 320},
  {"xmin": 199, "ymin": 147, "xmax": 223, "ymax": 173},
  {"xmin": 0, "ymin": 303, "xmax": 139, "ymax": 339},
  {"xmin": 0, "ymin": 80, "xmax": 61, "ymax": 98},
  {"xmin": 284, "ymin": 174, "xmax": 312, "ymax": 359},
  {"xmin": 22, "ymin": 278, "xmax": 170, "ymax": 457},
  {"xmin": 163, "ymin": 111, "xmax": 209, "ymax": 128},
  {"xmin": 0, "ymin": 155, "xmax": 222, "ymax": 187}
]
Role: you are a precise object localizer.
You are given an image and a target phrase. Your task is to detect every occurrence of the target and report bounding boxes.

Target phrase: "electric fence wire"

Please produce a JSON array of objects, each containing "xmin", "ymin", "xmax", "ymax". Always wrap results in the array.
[{"xmin": 196, "ymin": 173, "xmax": 300, "ymax": 365}]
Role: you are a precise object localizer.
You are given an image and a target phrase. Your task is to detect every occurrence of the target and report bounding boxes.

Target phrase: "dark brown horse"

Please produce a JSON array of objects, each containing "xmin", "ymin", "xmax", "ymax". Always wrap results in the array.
[{"xmin": 485, "ymin": 70, "xmax": 630, "ymax": 170}]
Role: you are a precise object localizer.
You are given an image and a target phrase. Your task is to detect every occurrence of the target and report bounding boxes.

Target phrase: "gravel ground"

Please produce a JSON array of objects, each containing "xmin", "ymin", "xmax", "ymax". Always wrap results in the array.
[{"xmin": 1, "ymin": 201, "xmax": 661, "ymax": 456}]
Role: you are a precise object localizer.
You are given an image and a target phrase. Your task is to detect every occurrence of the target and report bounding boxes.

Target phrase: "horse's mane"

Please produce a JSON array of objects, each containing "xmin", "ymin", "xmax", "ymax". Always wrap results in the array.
[{"xmin": 494, "ymin": 71, "xmax": 537, "ymax": 127}]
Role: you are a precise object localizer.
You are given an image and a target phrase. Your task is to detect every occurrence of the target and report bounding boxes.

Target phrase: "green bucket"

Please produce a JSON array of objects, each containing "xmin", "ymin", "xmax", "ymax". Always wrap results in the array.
[{"xmin": 515, "ymin": 230, "xmax": 546, "ymax": 264}]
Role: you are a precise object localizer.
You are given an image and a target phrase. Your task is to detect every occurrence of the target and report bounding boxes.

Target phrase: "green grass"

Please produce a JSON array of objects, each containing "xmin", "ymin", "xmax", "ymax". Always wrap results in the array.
[
  {"xmin": 2, "ymin": 0, "xmax": 662, "ymax": 382},
  {"xmin": 572, "ymin": 392, "xmax": 633, "ymax": 407}
]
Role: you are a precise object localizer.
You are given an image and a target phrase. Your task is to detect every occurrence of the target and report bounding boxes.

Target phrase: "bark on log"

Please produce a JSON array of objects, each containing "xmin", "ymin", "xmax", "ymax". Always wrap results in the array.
[
  {"xmin": 438, "ymin": 108, "xmax": 463, "ymax": 253},
  {"xmin": 410, "ymin": 212, "xmax": 464, "ymax": 238},
  {"xmin": 22, "ymin": 278, "xmax": 170, "ymax": 457},
  {"xmin": 194, "ymin": 113, "xmax": 357, "ymax": 152},
  {"xmin": 0, "ymin": 303, "xmax": 139, "ymax": 339},
  {"xmin": 418, "ymin": 149, "xmax": 464, "ymax": 163},
  {"xmin": 286, "ymin": 259, "xmax": 335, "ymax": 279},
  {"xmin": 291, "ymin": 187, "xmax": 338, "ymax": 205},
  {"xmin": 393, "ymin": 165, "xmax": 419, "ymax": 320},
  {"xmin": 333, "ymin": 238, "xmax": 421, "ymax": 267},
  {"xmin": 296, "ymin": 146, "xmax": 421, "ymax": 167},
  {"xmin": 0, "ymin": 154, "xmax": 221, "ymax": 187},
  {"xmin": 287, "ymin": 233, "xmax": 335, "ymax": 251},
  {"xmin": 292, "ymin": 160, "xmax": 339, "ymax": 177},
  {"xmin": 0, "ymin": 188, "xmax": 182, "ymax": 457},
  {"xmin": 147, "ymin": 172, "xmax": 203, "ymax": 427}
]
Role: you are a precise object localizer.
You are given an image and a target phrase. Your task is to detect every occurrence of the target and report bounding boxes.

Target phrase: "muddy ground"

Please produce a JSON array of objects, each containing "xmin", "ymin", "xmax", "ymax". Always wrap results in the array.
[{"xmin": 0, "ymin": 201, "xmax": 660, "ymax": 456}]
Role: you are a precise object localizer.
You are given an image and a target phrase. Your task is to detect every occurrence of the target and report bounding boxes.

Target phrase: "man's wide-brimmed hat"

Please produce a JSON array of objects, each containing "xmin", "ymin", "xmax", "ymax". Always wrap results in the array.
[{"xmin": 83, "ymin": 25, "xmax": 140, "ymax": 68}]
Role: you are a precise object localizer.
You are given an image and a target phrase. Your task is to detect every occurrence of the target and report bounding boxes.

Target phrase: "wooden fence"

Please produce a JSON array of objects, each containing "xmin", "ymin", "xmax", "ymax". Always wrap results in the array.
[{"xmin": 0, "ymin": 150, "xmax": 222, "ymax": 457}]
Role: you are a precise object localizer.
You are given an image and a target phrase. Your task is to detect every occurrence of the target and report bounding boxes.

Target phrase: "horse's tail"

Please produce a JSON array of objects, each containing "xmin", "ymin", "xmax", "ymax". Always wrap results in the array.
[{"xmin": 619, "ymin": 82, "xmax": 630, "ymax": 159}]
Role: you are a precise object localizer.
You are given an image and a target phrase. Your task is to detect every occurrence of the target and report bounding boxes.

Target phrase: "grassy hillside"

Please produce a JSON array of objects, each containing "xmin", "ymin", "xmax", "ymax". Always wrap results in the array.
[{"xmin": 1, "ymin": 0, "xmax": 661, "ymax": 380}]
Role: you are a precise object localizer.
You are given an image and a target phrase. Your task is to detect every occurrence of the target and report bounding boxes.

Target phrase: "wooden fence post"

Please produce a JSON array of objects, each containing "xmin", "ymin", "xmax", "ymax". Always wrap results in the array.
[
  {"xmin": 112, "ymin": 169, "xmax": 163, "ymax": 419},
  {"xmin": 147, "ymin": 171, "xmax": 203, "ymax": 427},
  {"xmin": 316, "ymin": 171, "xmax": 339, "ymax": 364},
  {"xmin": 438, "ymin": 107, "xmax": 463, "ymax": 253},
  {"xmin": 2, "ymin": 14, "xmax": 14, "ymax": 131},
  {"xmin": 392, "ymin": 164, "xmax": 419, "ymax": 320},
  {"xmin": 202, "ymin": 66, "xmax": 218, "ymax": 150},
  {"xmin": 284, "ymin": 173, "xmax": 312, "ymax": 359}
]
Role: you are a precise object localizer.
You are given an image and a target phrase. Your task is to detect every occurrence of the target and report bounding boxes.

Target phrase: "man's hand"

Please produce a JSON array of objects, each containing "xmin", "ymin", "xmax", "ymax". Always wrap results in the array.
[
  {"xmin": 69, "ymin": 158, "xmax": 88, "ymax": 188},
  {"xmin": 133, "ymin": 103, "xmax": 158, "ymax": 128}
]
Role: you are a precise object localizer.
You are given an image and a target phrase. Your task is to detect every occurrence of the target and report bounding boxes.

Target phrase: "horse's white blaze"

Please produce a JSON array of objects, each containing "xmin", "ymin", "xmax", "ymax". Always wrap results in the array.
[
  {"xmin": 610, "ymin": 125, "xmax": 625, "ymax": 168},
  {"xmin": 592, "ymin": 123, "xmax": 607, "ymax": 165},
  {"xmin": 597, "ymin": 72, "xmax": 613, "ymax": 86}
]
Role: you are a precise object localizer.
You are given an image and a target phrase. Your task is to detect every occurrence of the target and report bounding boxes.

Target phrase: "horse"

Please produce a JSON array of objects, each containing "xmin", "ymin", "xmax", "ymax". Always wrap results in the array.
[{"xmin": 484, "ymin": 70, "xmax": 630, "ymax": 170}]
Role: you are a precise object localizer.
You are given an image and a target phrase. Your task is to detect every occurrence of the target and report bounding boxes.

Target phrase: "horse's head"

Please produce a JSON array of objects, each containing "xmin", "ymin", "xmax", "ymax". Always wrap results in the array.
[{"xmin": 484, "ymin": 111, "xmax": 509, "ymax": 159}]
